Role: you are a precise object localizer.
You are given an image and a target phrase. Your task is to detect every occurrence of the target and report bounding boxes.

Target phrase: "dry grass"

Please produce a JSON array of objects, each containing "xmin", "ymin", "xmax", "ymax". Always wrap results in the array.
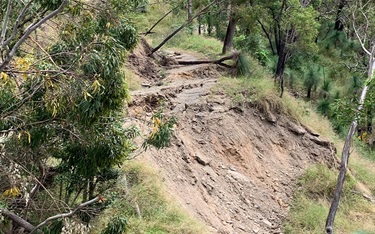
[{"xmin": 91, "ymin": 161, "xmax": 208, "ymax": 234}]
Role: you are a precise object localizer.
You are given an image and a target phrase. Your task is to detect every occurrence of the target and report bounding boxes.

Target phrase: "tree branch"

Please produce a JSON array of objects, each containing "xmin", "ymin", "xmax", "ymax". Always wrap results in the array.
[
  {"xmin": 0, "ymin": 0, "xmax": 69, "ymax": 72},
  {"xmin": 0, "ymin": 0, "xmax": 13, "ymax": 47},
  {"xmin": 30, "ymin": 196, "xmax": 100, "ymax": 233},
  {"xmin": 352, "ymin": 9, "xmax": 371, "ymax": 56},
  {"xmin": 2, "ymin": 0, "xmax": 36, "ymax": 49},
  {"xmin": 149, "ymin": 0, "xmax": 220, "ymax": 55},
  {"xmin": 257, "ymin": 19, "xmax": 275, "ymax": 54},
  {"xmin": 0, "ymin": 208, "xmax": 36, "ymax": 232},
  {"xmin": 176, "ymin": 52, "xmax": 238, "ymax": 67}
]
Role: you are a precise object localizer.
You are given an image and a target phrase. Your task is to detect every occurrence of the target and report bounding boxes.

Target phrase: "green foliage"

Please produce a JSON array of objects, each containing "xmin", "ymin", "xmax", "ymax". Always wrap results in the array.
[
  {"xmin": 0, "ymin": 0, "xmax": 141, "ymax": 227},
  {"xmin": 101, "ymin": 216, "xmax": 127, "ymax": 234},
  {"xmin": 317, "ymin": 99, "xmax": 331, "ymax": 117},
  {"xmin": 304, "ymin": 66, "xmax": 321, "ymax": 98},
  {"xmin": 43, "ymin": 220, "xmax": 64, "ymax": 234},
  {"xmin": 235, "ymin": 53, "xmax": 252, "ymax": 76},
  {"xmin": 142, "ymin": 109, "xmax": 177, "ymax": 150}
]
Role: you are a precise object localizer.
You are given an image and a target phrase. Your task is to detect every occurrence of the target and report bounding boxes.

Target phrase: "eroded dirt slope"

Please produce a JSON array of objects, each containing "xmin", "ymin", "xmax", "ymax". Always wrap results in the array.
[{"xmin": 127, "ymin": 45, "xmax": 337, "ymax": 234}]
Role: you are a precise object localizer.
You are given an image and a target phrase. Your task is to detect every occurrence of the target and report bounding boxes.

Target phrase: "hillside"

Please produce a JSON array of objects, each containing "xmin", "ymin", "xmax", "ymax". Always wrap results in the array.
[
  {"xmin": 1, "ymin": 1, "xmax": 375, "ymax": 233},
  {"xmin": 124, "ymin": 40, "xmax": 342, "ymax": 233}
]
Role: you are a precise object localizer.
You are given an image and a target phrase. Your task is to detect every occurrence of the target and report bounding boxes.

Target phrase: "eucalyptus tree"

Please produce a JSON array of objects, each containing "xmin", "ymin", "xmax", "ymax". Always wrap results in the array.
[{"xmin": 0, "ymin": 0, "xmax": 142, "ymax": 232}]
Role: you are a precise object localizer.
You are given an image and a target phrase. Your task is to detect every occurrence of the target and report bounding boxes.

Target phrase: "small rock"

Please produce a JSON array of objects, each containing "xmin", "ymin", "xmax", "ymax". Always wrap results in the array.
[
  {"xmin": 308, "ymin": 135, "xmax": 331, "ymax": 147},
  {"xmin": 253, "ymin": 226, "xmax": 260, "ymax": 233},
  {"xmin": 287, "ymin": 122, "xmax": 306, "ymax": 135},
  {"xmin": 229, "ymin": 167, "xmax": 236, "ymax": 171},
  {"xmin": 197, "ymin": 139, "xmax": 206, "ymax": 144},
  {"xmin": 194, "ymin": 153, "xmax": 211, "ymax": 166},
  {"xmin": 266, "ymin": 112, "xmax": 277, "ymax": 124},
  {"xmin": 195, "ymin": 112, "xmax": 206, "ymax": 118},
  {"xmin": 262, "ymin": 219, "xmax": 273, "ymax": 228}
]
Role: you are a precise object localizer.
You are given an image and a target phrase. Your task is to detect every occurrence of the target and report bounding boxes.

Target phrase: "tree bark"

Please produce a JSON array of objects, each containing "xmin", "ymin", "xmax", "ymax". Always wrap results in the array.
[
  {"xmin": 325, "ymin": 45, "xmax": 375, "ymax": 234},
  {"xmin": 275, "ymin": 40, "xmax": 288, "ymax": 97},
  {"xmin": 222, "ymin": 14, "xmax": 237, "ymax": 54},
  {"xmin": 177, "ymin": 52, "xmax": 238, "ymax": 69},
  {"xmin": 187, "ymin": 0, "xmax": 193, "ymax": 20},
  {"xmin": 207, "ymin": 12, "xmax": 212, "ymax": 36},
  {"xmin": 198, "ymin": 15, "xmax": 202, "ymax": 35},
  {"xmin": 0, "ymin": 208, "xmax": 35, "ymax": 232}
]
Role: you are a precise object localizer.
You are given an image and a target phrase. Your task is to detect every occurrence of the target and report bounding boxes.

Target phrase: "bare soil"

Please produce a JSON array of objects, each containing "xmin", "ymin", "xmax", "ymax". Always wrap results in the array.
[{"xmin": 127, "ymin": 45, "xmax": 337, "ymax": 234}]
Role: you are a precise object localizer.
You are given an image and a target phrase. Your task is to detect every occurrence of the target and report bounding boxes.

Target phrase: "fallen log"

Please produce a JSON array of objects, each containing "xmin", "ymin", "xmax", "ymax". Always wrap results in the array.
[{"xmin": 176, "ymin": 53, "xmax": 238, "ymax": 68}]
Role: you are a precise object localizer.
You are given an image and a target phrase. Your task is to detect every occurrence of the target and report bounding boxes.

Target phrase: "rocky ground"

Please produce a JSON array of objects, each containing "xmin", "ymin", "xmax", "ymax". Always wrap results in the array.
[{"xmin": 126, "ymin": 41, "xmax": 338, "ymax": 234}]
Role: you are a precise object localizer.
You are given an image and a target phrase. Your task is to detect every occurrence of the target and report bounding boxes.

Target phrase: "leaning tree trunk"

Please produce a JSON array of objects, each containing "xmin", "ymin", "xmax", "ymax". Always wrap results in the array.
[
  {"xmin": 222, "ymin": 14, "xmax": 237, "ymax": 54},
  {"xmin": 150, "ymin": 0, "xmax": 217, "ymax": 55},
  {"xmin": 325, "ymin": 45, "xmax": 375, "ymax": 234}
]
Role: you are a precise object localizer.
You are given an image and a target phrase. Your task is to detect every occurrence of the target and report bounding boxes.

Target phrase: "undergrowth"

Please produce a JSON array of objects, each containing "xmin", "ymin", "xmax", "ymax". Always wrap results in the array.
[
  {"xmin": 285, "ymin": 164, "xmax": 375, "ymax": 234},
  {"xmin": 92, "ymin": 162, "xmax": 206, "ymax": 234}
]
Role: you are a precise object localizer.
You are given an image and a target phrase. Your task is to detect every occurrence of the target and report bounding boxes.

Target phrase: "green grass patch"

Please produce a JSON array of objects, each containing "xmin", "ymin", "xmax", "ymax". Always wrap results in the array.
[
  {"xmin": 91, "ymin": 162, "xmax": 207, "ymax": 234},
  {"xmin": 284, "ymin": 164, "xmax": 375, "ymax": 234},
  {"xmin": 166, "ymin": 34, "xmax": 222, "ymax": 57},
  {"xmin": 132, "ymin": 3, "xmax": 222, "ymax": 57}
]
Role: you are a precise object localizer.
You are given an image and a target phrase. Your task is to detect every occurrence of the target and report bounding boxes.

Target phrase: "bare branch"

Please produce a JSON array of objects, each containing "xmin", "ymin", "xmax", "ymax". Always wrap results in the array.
[
  {"xmin": 0, "ymin": 0, "xmax": 13, "ymax": 46},
  {"xmin": 0, "ymin": 0, "xmax": 69, "ymax": 72},
  {"xmin": 2, "ymin": 0, "xmax": 36, "ymax": 49},
  {"xmin": 352, "ymin": 6, "xmax": 371, "ymax": 55},
  {"xmin": 0, "ymin": 208, "xmax": 35, "ymax": 232},
  {"xmin": 30, "ymin": 196, "xmax": 100, "ymax": 233}
]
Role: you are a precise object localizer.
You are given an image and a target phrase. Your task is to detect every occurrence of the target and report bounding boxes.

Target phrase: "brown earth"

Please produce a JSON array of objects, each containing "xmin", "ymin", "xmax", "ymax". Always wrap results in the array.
[{"xmin": 126, "ymin": 43, "xmax": 338, "ymax": 234}]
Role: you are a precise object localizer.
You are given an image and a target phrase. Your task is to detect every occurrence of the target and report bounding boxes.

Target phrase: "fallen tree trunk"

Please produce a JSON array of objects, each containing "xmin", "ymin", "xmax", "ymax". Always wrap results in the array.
[
  {"xmin": 149, "ymin": 0, "xmax": 220, "ymax": 56},
  {"xmin": 176, "ymin": 53, "xmax": 238, "ymax": 68},
  {"xmin": 143, "ymin": 6, "xmax": 178, "ymax": 36}
]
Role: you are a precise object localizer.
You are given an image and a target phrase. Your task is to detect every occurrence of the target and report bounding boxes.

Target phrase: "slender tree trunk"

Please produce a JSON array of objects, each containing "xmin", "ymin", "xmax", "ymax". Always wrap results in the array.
[
  {"xmin": 334, "ymin": 0, "xmax": 347, "ymax": 31},
  {"xmin": 82, "ymin": 179, "xmax": 88, "ymax": 203},
  {"xmin": 144, "ymin": 7, "xmax": 176, "ymax": 35},
  {"xmin": 367, "ymin": 109, "xmax": 373, "ymax": 133},
  {"xmin": 198, "ymin": 15, "xmax": 202, "ymax": 35},
  {"xmin": 325, "ymin": 45, "xmax": 375, "ymax": 234},
  {"xmin": 275, "ymin": 41, "xmax": 288, "ymax": 97},
  {"xmin": 207, "ymin": 13, "xmax": 212, "ymax": 36},
  {"xmin": 222, "ymin": 14, "xmax": 237, "ymax": 54},
  {"xmin": 307, "ymin": 87, "xmax": 312, "ymax": 99},
  {"xmin": 187, "ymin": 0, "xmax": 193, "ymax": 20},
  {"xmin": 89, "ymin": 177, "xmax": 95, "ymax": 199}
]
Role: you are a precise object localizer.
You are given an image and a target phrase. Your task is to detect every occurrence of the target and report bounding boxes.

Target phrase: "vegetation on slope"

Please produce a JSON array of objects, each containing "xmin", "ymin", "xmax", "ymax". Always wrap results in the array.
[
  {"xmin": 92, "ymin": 162, "xmax": 207, "ymax": 234},
  {"xmin": 1, "ymin": 0, "xmax": 375, "ymax": 233}
]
